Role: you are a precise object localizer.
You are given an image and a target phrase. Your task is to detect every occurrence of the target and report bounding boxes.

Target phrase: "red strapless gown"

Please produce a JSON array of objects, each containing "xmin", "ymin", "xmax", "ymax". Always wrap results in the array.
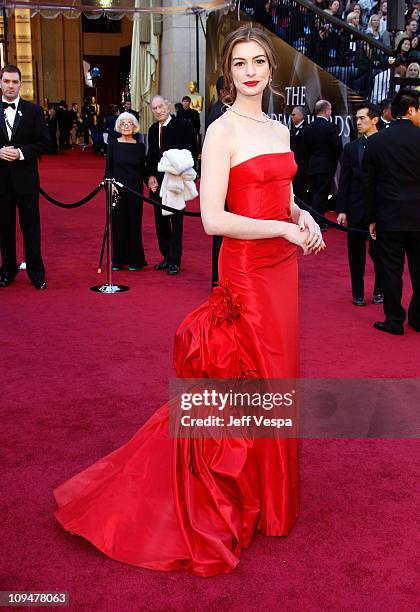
[{"xmin": 54, "ymin": 152, "xmax": 299, "ymax": 577}]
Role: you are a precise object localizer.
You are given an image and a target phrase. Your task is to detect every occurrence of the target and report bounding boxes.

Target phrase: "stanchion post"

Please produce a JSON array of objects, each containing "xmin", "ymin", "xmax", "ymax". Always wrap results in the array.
[
  {"xmin": 91, "ymin": 178, "xmax": 129, "ymax": 293},
  {"xmin": 105, "ymin": 178, "xmax": 113, "ymax": 286}
]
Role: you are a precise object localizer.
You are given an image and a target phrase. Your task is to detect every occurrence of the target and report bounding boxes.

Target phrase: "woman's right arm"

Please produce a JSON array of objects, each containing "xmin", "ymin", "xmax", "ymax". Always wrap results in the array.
[{"xmin": 200, "ymin": 121, "xmax": 310, "ymax": 251}]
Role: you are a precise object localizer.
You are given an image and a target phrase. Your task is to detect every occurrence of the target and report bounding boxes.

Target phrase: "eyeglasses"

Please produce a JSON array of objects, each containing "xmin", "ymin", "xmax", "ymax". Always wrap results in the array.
[{"xmin": 121, "ymin": 122, "xmax": 134, "ymax": 128}]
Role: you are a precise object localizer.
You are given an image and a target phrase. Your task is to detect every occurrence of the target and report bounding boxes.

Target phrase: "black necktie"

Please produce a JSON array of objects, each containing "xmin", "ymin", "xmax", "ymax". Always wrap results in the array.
[{"xmin": 3, "ymin": 102, "xmax": 16, "ymax": 110}]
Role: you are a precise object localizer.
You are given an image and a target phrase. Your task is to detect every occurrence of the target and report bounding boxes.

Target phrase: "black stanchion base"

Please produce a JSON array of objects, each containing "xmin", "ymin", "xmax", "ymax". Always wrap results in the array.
[{"xmin": 90, "ymin": 284, "xmax": 130, "ymax": 294}]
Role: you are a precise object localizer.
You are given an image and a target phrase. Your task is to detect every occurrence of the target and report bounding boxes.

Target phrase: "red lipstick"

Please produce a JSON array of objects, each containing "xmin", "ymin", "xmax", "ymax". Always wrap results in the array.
[{"xmin": 243, "ymin": 81, "xmax": 259, "ymax": 87}]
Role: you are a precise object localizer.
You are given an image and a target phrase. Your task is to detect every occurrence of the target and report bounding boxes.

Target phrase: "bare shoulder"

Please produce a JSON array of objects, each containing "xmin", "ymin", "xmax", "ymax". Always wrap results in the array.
[
  {"xmin": 272, "ymin": 119, "xmax": 290, "ymax": 139},
  {"xmin": 203, "ymin": 114, "xmax": 235, "ymax": 156},
  {"xmin": 205, "ymin": 112, "xmax": 235, "ymax": 139}
]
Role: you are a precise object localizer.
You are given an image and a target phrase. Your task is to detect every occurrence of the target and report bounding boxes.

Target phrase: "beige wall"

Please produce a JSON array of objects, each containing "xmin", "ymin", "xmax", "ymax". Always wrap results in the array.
[
  {"xmin": 160, "ymin": 3, "xmax": 206, "ymax": 129},
  {"xmin": 83, "ymin": 18, "xmax": 132, "ymax": 56},
  {"xmin": 11, "ymin": 8, "xmax": 34, "ymax": 101},
  {"xmin": 6, "ymin": 14, "xmax": 133, "ymax": 107}
]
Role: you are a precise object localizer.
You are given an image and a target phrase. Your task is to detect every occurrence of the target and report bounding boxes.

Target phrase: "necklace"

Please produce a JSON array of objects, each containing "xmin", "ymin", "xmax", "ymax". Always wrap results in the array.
[{"xmin": 224, "ymin": 104, "xmax": 271, "ymax": 124}]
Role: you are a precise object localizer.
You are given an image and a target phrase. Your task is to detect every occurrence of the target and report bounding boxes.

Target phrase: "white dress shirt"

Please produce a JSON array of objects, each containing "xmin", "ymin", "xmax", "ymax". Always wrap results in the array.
[
  {"xmin": 2, "ymin": 95, "xmax": 24, "ymax": 159},
  {"xmin": 158, "ymin": 115, "xmax": 172, "ymax": 149}
]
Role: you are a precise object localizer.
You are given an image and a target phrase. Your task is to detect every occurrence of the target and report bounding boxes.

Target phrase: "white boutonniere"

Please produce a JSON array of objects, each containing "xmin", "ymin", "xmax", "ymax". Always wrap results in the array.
[{"xmin": 18, "ymin": 110, "xmax": 22, "ymax": 117}]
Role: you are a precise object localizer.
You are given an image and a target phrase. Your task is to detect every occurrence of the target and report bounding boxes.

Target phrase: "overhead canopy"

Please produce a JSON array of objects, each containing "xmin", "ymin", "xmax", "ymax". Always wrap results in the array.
[{"xmin": 0, "ymin": 0, "xmax": 235, "ymax": 18}]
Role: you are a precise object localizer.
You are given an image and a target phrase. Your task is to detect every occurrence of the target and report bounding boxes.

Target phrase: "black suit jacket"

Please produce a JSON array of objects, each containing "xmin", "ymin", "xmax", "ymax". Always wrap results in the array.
[
  {"xmin": 0, "ymin": 99, "xmax": 50, "ymax": 196},
  {"xmin": 337, "ymin": 137, "xmax": 370, "ymax": 224},
  {"xmin": 205, "ymin": 99, "xmax": 225, "ymax": 130},
  {"xmin": 146, "ymin": 117, "xmax": 197, "ymax": 184},
  {"xmin": 302, "ymin": 117, "xmax": 342, "ymax": 176},
  {"xmin": 363, "ymin": 119, "xmax": 420, "ymax": 231},
  {"xmin": 290, "ymin": 122, "xmax": 306, "ymax": 166},
  {"xmin": 179, "ymin": 108, "xmax": 200, "ymax": 136},
  {"xmin": 376, "ymin": 117, "xmax": 392, "ymax": 132}
]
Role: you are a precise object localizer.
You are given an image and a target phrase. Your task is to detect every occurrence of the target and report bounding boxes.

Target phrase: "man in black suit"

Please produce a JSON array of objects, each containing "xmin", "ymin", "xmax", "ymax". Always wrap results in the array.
[
  {"xmin": 290, "ymin": 105, "xmax": 307, "ymax": 201},
  {"xmin": 303, "ymin": 99, "xmax": 342, "ymax": 229},
  {"xmin": 205, "ymin": 76, "xmax": 227, "ymax": 131},
  {"xmin": 205, "ymin": 77, "xmax": 228, "ymax": 288},
  {"xmin": 56, "ymin": 100, "xmax": 70, "ymax": 151},
  {"xmin": 146, "ymin": 95, "xmax": 197, "ymax": 275},
  {"xmin": 377, "ymin": 98, "xmax": 393, "ymax": 131},
  {"xmin": 337, "ymin": 103, "xmax": 383, "ymax": 307},
  {"xmin": 123, "ymin": 100, "xmax": 139, "ymax": 121},
  {"xmin": 0, "ymin": 64, "xmax": 50, "ymax": 289},
  {"xmin": 363, "ymin": 88, "xmax": 420, "ymax": 335},
  {"xmin": 180, "ymin": 96, "xmax": 201, "ymax": 139},
  {"xmin": 103, "ymin": 104, "xmax": 120, "ymax": 144}
]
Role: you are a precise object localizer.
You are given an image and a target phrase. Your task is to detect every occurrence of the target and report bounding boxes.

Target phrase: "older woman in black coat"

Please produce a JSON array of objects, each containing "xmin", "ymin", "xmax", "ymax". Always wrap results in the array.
[{"xmin": 105, "ymin": 112, "xmax": 147, "ymax": 270}]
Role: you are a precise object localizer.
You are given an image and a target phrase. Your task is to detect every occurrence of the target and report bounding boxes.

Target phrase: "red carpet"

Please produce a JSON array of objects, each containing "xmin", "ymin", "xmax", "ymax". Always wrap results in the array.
[{"xmin": 1, "ymin": 150, "xmax": 418, "ymax": 610}]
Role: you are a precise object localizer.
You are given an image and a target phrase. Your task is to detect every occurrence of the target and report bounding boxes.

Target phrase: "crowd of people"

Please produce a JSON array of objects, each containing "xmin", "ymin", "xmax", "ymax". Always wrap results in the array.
[
  {"xmin": 44, "ymin": 98, "xmax": 102, "ymax": 154},
  {"xmin": 289, "ymin": 89, "xmax": 420, "ymax": 336},
  {"xmin": 1, "ymin": 29, "xmax": 419, "ymax": 337},
  {"xmin": 48, "ymin": 27, "xmax": 419, "ymax": 582},
  {"xmin": 1, "ymin": 24, "xmax": 418, "ymax": 592},
  {"xmin": 251, "ymin": 0, "xmax": 419, "ymax": 42},
  {"xmin": 44, "ymin": 95, "xmax": 201, "ymax": 159},
  {"xmin": 243, "ymin": 0, "xmax": 420, "ymax": 100},
  {"xmin": 104, "ymin": 98, "xmax": 197, "ymax": 276}
]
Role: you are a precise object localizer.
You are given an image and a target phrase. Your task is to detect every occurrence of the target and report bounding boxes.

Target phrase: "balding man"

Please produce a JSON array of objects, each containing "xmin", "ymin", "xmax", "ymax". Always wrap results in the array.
[
  {"xmin": 302, "ymin": 100, "xmax": 342, "ymax": 229},
  {"xmin": 146, "ymin": 96, "xmax": 197, "ymax": 275}
]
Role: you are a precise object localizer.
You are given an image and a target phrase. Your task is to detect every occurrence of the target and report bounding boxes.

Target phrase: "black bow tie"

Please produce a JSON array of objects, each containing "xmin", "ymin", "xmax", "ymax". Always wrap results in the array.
[{"xmin": 3, "ymin": 102, "xmax": 16, "ymax": 110}]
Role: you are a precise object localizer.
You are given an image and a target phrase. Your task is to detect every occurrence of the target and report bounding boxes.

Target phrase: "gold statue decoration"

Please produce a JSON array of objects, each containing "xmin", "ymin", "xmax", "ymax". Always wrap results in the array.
[
  {"xmin": 187, "ymin": 81, "xmax": 203, "ymax": 113},
  {"xmin": 91, "ymin": 96, "xmax": 100, "ymax": 126}
]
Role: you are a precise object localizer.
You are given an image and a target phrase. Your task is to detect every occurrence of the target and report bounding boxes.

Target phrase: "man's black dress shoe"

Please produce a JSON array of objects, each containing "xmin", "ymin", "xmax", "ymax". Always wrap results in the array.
[
  {"xmin": 32, "ymin": 280, "xmax": 48, "ymax": 290},
  {"xmin": 352, "ymin": 297, "xmax": 366, "ymax": 306},
  {"xmin": 154, "ymin": 260, "xmax": 169, "ymax": 271},
  {"xmin": 128, "ymin": 263, "xmax": 147, "ymax": 271},
  {"xmin": 168, "ymin": 264, "xmax": 180, "ymax": 275},
  {"xmin": 373, "ymin": 293, "xmax": 384, "ymax": 305},
  {"xmin": 408, "ymin": 321, "xmax": 420, "ymax": 332},
  {"xmin": 373, "ymin": 321, "xmax": 404, "ymax": 335},
  {"xmin": 0, "ymin": 276, "xmax": 14, "ymax": 287}
]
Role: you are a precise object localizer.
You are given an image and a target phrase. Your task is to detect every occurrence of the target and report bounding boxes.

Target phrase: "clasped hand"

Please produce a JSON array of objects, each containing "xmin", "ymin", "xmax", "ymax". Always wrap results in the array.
[
  {"xmin": 294, "ymin": 209, "xmax": 326, "ymax": 255},
  {"xmin": 0, "ymin": 146, "xmax": 20, "ymax": 161}
]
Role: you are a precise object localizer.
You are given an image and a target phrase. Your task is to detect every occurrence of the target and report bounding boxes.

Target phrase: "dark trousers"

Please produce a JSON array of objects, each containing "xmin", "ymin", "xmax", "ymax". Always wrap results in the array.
[
  {"xmin": 83, "ymin": 123, "xmax": 90, "ymax": 146},
  {"xmin": 347, "ymin": 221, "xmax": 382, "ymax": 299},
  {"xmin": 58, "ymin": 126, "xmax": 70, "ymax": 150},
  {"xmin": 376, "ymin": 230, "xmax": 420, "ymax": 330},
  {"xmin": 211, "ymin": 202, "xmax": 229, "ymax": 287},
  {"xmin": 48, "ymin": 127, "xmax": 58, "ymax": 154},
  {"xmin": 292, "ymin": 163, "xmax": 307, "ymax": 201},
  {"xmin": 308, "ymin": 173, "xmax": 333, "ymax": 223},
  {"xmin": 112, "ymin": 194, "xmax": 146, "ymax": 268},
  {"xmin": 0, "ymin": 189, "xmax": 45, "ymax": 282},
  {"xmin": 211, "ymin": 235, "xmax": 223, "ymax": 287},
  {"xmin": 153, "ymin": 200, "xmax": 183, "ymax": 266}
]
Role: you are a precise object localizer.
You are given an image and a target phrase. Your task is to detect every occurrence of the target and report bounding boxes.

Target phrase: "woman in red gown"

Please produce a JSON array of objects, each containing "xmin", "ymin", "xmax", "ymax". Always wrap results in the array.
[{"xmin": 54, "ymin": 26, "xmax": 325, "ymax": 577}]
